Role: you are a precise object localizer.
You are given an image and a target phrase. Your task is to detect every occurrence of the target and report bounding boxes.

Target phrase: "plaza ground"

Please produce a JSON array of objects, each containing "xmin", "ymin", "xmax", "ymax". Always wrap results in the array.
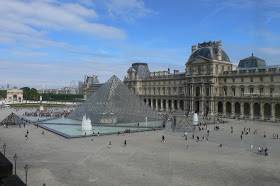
[{"xmin": 0, "ymin": 110, "xmax": 280, "ymax": 186}]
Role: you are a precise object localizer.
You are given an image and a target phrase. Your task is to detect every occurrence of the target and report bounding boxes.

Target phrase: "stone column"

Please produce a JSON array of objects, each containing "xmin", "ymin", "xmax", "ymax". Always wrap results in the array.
[
  {"xmin": 240, "ymin": 102, "xmax": 244, "ymax": 118},
  {"xmin": 260, "ymin": 102, "xmax": 264, "ymax": 120},
  {"xmin": 156, "ymin": 99, "xmax": 158, "ymax": 111},
  {"xmin": 210, "ymin": 100, "xmax": 215, "ymax": 115},
  {"xmin": 271, "ymin": 103, "xmax": 275, "ymax": 122},
  {"xmin": 231, "ymin": 102, "xmax": 235, "ymax": 117},
  {"xmin": 172, "ymin": 100, "xmax": 175, "ymax": 111},
  {"xmin": 166, "ymin": 100, "xmax": 170, "ymax": 111},
  {"xmin": 161, "ymin": 99, "xmax": 164, "ymax": 111},
  {"xmin": 201, "ymin": 101, "xmax": 204, "ymax": 115},
  {"xmin": 177, "ymin": 100, "xmax": 180, "ymax": 111},
  {"xmin": 151, "ymin": 99, "xmax": 154, "ymax": 110},
  {"xmin": 250, "ymin": 102, "xmax": 254, "ymax": 120},
  {"xmin": 223, "ymin": 101, "xmax": 226, "ymax": 116}
]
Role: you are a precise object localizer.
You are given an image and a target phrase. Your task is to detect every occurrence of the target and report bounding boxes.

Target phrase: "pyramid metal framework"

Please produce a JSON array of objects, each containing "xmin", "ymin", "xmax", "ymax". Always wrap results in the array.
[
  {"xmin": 69, "ymin": 75, "xmax": 161, "ymax": 124},
  {"xmin": 0, "ymin": 112, "xmax": 29, "ymax": 126}
]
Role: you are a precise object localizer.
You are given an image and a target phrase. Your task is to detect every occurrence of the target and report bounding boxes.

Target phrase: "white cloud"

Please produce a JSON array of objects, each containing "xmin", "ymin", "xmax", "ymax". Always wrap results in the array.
[
  {"xmin": 0, "ymin": 0, "xmax": 126, "ymax": 42},
  {"xmin": 106, "ymin": 0, "xmax": 153, "ymax": 22}
]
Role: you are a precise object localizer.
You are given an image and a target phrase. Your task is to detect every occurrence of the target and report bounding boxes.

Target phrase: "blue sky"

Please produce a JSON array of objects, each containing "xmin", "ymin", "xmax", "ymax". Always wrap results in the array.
[{"xmin": 0, "ymin": 0, "xmax": 279, "ymax": 88}]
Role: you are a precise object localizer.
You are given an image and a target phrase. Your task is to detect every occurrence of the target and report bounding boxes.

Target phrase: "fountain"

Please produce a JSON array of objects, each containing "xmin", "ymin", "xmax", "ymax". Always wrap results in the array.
[
  {"xmin": 193, "ymin": 113, "xmax": 198, "ymax": 126},
  {"xmin": 81, "ymin": 114, "xmax": 92, "ymax": 131}
]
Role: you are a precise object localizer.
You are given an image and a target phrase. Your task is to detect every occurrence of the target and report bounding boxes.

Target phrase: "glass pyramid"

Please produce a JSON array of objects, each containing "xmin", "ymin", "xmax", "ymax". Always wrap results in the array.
[{"xmin": 69, "ymin": 75, "xmax": 161, "ymax": 124}]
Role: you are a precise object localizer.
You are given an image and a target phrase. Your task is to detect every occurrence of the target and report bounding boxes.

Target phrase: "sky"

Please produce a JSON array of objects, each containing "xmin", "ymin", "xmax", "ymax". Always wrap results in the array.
[{"xmin": 0, "ymin": 0, "xmax": 280, "ymax": 88}]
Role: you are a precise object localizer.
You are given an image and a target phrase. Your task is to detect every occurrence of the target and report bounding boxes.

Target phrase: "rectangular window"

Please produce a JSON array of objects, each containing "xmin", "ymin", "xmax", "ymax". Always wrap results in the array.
[
  {"xmin": 271, "ymin": 76, "xmax": 274, "ymax": 82},
  {"xmin": 260, "ymin": 88, "xmax": 263, "ymax": 96},
  {"xmin": 232, "ymin": 78, "xmax": 235, "ymax": 83},
  {"xmin": 206, "ymin": 87, "xmax": 210, "ymax": 96},
  {"xmin": 270, "ymin": 88, "xmax": 274, "ymax": 96},
  {"xmin": 241, "ymin": 77, "xmax": 244, "ymax": 82},
  {"xmin": 224, "ymin": 87, "xmax": 227, "ymax": 96},
  {"xmin": 232, "ymin": 88, "xmax": 235, "ymax": 96},
  {"xmin": 250, "ymin": 88, "xmax": 254, "ymax": 95},
  {"xmin": 241, "ymin": 88, "xmax": 244, "ymax": 96},
  {"xmin": 250, "ymin": 77, "xmax": 253, "ymax": 82},
  {"xmin": 260, "ymin": 77, "xmax": 263, "ymax": 82}
]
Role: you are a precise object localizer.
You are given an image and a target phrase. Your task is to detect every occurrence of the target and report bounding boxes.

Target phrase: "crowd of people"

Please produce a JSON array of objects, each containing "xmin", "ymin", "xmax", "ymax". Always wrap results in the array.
[{"xmin": 23, "ymin": 108, "xmax": 73, "ymax": 118}]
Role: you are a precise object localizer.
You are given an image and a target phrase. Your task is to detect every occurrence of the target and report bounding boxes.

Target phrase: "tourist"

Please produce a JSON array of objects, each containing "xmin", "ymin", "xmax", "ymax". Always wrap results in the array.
[
  {"xmin": 109, "ymin": 141, "xmax": 112, "ymax": 145},
  {"xmin": 240, "ymin": 134, "xmax": 243, "ymax": 141},
  {"xmin": 161, "ymin": 135, "xmax": 165, "ymax": 143},
  {"xmin": 230, "ymin": 126, "xmax": 233, "ymax": 134},
  {"xmin": 196, "ymin": 136, "xmax": 199, "ymax": 142},
  {"xmin": 264, "ymin": 132, "xmax": 266, "ymax": 138},
  {"xmin": 264, "ymin": 147, "xmax": 268, "ymax": 156},
  {"xmin": 41, "ymin": 130, "xmax": 45, "ymax": 135},
  {"xmin": 124, "ymin": 139, "xmax": 127, "ymax": 146}
]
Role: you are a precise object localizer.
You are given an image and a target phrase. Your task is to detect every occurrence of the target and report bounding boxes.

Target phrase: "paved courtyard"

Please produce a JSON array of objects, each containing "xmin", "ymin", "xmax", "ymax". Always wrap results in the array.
[{"xmin": 0, "ymin": 109, "xmax": 280, "ymax": 186}]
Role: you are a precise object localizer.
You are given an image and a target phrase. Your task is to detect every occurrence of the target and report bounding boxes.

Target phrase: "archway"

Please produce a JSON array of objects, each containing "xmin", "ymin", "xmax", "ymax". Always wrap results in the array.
[
  {"xmin": 174, "ymin": 100, "xmax": 178, "ymax": 110},
  {"xmin": 163, "ymin": 100, "xmax": 166, "ymax": 110},
  {"xmin": 253, "ymin": 103, "xmax": 260, "ymax": 119},
  {"xmin": 226, "ymin": 102, "xmax": 231, "ymax": 115},
  {"xmin": 195, "ymin": 101, "xmax": 200, "ymax": 113},
  {"xmin": 196, "ymin": 87, "xmax": 200, "ymax": 97},
  {"xmin": 148, "ymin": 99, "xmax": 151, "ymax": 107},
  {"xmin": 157, "ymin": 99, "xmax": 161, "ymax": 110},
  {"xmin": 144, "ymin": 99, "xmax": 147, "ymax": 104},
  {"xmin": 244, "ymin": 103, "xmax": 250, "ymax": 117},
  {"xmin": 179, "ymin": 100, "xmax": 184, "ymax": 110},
  {"xmin": 168, "ymin": 100, "xmax": 172, "ymax": 110},
  {"xmin": 275, "ymin": 104, "xmax": 280, "ymax": 119},
  {"xmin": 152, "ymin": 99, "xmax": 156, "ymax": 109},
  {"xmin": 13, "ymin": 94, "xmax": 17, "ymax": 102},
  {"xmin": 235, "ymin": 102, "xmax": 240, "ymax": 116},
  {"xmin": 218, "ymin": 102, "xmax": 223, "ymax": 114},
  {"xmin": 264, "ymin": 103, "xmax": 271, "ymax": 119}
]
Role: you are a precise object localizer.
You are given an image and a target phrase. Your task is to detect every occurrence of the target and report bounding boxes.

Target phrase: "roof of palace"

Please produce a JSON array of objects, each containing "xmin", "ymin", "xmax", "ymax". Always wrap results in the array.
[
  {"xmin": 188, "ymin": 41, "xmax": 231, "ymax": 63},
  {"xmin": 128, "ymin": 63, "xmax": 150, "ymax": 79},
  {"xmin": 238, "ymin": 53, "xmax": 266, "ymax": 68}
]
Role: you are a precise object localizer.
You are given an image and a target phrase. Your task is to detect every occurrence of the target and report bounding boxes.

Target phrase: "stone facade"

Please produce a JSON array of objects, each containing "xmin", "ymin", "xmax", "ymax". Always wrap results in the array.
[{"xmin": 124, "ymin": 41, "xmax": 280, "ymax": 122}]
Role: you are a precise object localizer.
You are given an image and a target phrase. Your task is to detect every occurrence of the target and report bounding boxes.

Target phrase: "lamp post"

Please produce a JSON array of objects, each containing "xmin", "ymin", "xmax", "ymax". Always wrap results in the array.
[
  {"xmin": 24, "ymin": 164, "xmax": 28, "ymax": 186},
  {"xmin": 3, "ymin": 143, "xmax": 6, "ymax": 156},
  {"xmin": 13, "ymin": 153, "xmax": 17, "ymax": 175}
]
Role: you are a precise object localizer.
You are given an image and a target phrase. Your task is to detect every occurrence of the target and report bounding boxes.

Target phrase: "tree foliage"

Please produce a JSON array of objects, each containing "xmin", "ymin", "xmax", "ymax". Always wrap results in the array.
[
  {"xmin": 20, "ymin": 87, "xmax": 40, "ymax": 100},
  {"xmin": 0, "ymin": 90, "xmax": 7, "ymax": 99},
  {"xmin": 41, "ymin": 93, "xmax": 83, "ymax": 102}
]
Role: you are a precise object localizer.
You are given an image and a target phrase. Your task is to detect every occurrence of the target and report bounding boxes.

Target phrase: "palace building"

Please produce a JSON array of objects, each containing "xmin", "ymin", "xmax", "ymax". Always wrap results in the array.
[{"xmin": 124, "ymin": 41, "xmax": 280, "ymax": 122}]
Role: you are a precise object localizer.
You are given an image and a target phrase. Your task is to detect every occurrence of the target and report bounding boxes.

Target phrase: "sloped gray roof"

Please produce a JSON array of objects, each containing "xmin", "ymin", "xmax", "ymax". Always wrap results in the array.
[
  {"xmin": 238, "ymin": 54, "xmax": 266, "ymax": 68},
  {"xmin": 189, "ymin": 47, "xmax": 230, "ymax": 62}
]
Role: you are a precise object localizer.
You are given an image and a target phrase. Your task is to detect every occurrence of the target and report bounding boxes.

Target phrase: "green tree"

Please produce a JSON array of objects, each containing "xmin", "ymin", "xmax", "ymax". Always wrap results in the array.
[{"xmin": 20, "ymin": 87, "xmax": 39, "ymax": 100}]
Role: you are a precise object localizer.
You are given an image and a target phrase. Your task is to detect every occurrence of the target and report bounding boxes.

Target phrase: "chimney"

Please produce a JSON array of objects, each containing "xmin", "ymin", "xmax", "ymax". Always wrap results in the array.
[
  {"xmin": 216, "ymin": 41, "xmax": 222, "ymax": 61},
  {"xmin": 191, "ymin": 45, "xmax": 197, "ymax": 53}
]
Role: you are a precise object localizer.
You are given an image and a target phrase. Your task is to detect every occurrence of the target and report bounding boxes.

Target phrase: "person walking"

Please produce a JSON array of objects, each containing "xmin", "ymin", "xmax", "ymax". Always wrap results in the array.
[{"xmin": 161, "ymin": 135, "xmax": 165, "ymax": 143}]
